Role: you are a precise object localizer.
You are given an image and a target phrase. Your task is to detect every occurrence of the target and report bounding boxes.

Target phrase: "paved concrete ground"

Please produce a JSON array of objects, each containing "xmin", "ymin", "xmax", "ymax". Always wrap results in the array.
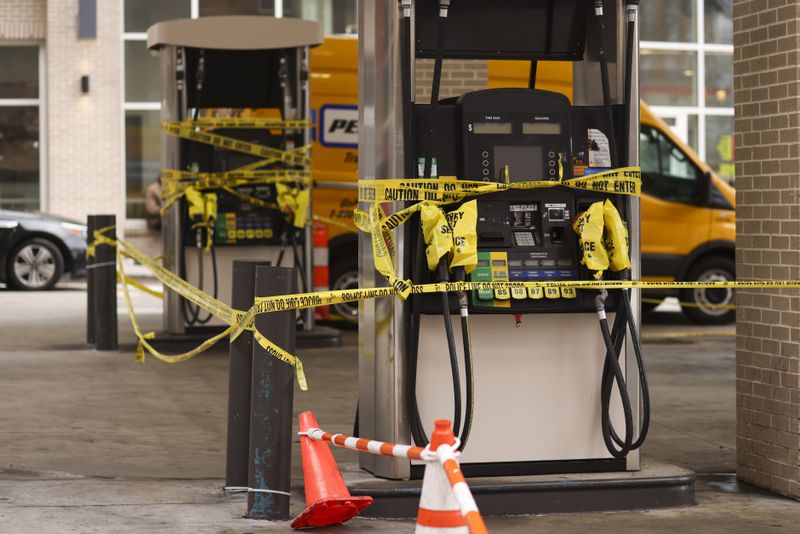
[{"xmin": 0, "ymin": 283, "xmax": 798, "ymax": 532}]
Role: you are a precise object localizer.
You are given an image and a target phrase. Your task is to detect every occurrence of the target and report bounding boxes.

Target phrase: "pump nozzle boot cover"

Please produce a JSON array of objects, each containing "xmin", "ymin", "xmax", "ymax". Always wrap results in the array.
[
  {"xmin": 415, "ymin": 420, "xmax": 467, "ymax": 533},
  {"xmin": 291, "ymin": 411, "xmax": 373, "ymax": 529}
]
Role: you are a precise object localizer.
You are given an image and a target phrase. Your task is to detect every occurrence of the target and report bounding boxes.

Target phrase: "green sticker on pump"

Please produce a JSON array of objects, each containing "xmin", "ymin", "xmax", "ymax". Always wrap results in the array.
[{"xmin": 472, "ymin": 251, "xmax": 494, "ymax": 305}]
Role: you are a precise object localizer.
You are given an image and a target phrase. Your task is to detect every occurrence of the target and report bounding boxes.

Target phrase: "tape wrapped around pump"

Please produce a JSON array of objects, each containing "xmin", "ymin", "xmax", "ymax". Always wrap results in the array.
[
  {"xmin": 573, "ymin": 201, "xmax": 609, "ymax": 278},
  {"xmin": 603, "ymin": 199, "xmax": 631, "ymax": 272},
  {"xmin": 421, "ymin": 203, "xmax": 453, "ymax": 271}
]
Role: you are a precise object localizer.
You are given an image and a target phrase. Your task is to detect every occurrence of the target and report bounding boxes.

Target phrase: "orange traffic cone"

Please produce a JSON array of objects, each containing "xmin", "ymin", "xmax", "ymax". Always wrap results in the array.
[
  {"xmin": 291, "ymin": 411, "xmax": 373, "ymax": 529},
  {"xmin": 415, "ymin": 420, "xmax": 468, "ymax": 533}
]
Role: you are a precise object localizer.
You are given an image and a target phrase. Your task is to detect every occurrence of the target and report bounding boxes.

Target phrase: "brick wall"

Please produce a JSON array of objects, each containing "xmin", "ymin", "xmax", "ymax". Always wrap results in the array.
[
  {"xmin": 0, "ymin": 0, "xmax": 45, "ymax": 40},
  {"xmin": 45, "ymin": 0, "xmax": 125, "ymax": 226},
  {"xmin": 415, "ymin": 59, "xmax": 487, "ymax": 101},
  {"xmin": 733, "ymin": 0, "xmax": 800, "ymax": 500}
]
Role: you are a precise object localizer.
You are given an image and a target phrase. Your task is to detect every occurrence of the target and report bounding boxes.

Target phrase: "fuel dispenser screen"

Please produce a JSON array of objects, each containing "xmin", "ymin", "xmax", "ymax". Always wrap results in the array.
[{"xmin": 494, "ymin": 146, "xmax": 543, "ymax": 182}]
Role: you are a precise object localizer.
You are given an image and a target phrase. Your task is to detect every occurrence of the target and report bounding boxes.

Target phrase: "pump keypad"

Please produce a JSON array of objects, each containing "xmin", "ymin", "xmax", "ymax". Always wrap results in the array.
[{"xmin": 469, "ymin": 188, "xmax": 585, "ymax": 311}]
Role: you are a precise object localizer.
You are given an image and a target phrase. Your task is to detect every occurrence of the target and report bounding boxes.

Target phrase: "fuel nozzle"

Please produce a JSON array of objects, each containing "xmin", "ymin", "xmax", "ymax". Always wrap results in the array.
[
  {"xmin": 453, "ymin": 266, "xmax": 468, "ymax": 311},
  {"xmin": 439, "ymin": 0, "xmax": 450, "ymax": 18},
  {"xmin": 626, "ymin": 0, "xmax": 640, "ymax": 20},
  {"xmin": 595, "ymin": 288, "xmax": 609, "ymax": 321}
]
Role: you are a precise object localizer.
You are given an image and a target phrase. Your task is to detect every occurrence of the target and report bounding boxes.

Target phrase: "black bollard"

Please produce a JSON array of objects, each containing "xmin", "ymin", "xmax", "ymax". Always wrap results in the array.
[
  {"xmin": 93, "ymin": 214, "xmax": 117, "ymax": 351},
  {"xmin": 247, "ymin": 266, "xmax": 296, "ymax": 520},
  {"xmin": 226, "ymin": 260, "xmax": 271, "ymax": 489},
  {"xmin": 86, "ymin": 215, "xmax": 97, "ymax": 345}
]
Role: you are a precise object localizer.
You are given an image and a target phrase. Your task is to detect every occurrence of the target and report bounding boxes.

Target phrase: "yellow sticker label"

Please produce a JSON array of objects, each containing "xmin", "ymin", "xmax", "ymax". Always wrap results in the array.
[{"xmin": 561, "ymin": 286, "xmax": 577, "ymax": 299}]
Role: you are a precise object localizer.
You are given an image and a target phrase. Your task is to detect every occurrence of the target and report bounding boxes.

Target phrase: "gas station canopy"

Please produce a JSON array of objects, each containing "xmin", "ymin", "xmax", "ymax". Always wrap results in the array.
[{"xmin": 147, "ymin": 15, "xmax": 324, "ymax": 51}]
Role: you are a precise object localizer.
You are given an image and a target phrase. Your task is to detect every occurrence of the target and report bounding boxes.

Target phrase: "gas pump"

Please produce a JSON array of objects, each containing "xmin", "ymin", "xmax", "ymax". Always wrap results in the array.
[
  {"xmin": 358, "ymin": 0, "xmax": 646, "ymax": 479},
  {"xmin": 147, "ymin": 17, "xmax": 323, "ymax": 335}
]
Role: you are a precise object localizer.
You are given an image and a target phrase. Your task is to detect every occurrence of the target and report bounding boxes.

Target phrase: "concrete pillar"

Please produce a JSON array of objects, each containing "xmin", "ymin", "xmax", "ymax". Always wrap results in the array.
[{"xmin": 733, "ymin": 0, "xmax": 800, "ymax": 500}]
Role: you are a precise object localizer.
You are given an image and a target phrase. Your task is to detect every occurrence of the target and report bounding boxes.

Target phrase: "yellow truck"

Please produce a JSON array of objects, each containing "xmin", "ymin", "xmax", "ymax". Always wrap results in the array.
[{"xmin": 310, "ymin": 38, "xmax": 736, "ymax": 324}]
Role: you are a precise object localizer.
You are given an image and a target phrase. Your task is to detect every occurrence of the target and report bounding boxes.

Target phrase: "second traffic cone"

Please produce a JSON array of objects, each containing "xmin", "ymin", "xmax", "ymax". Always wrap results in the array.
[
  {"xmin": 415, "ymin": 420, "xmax": 468, "ymax": 533},
  {"xmin": 291, "ymin": 411, "xmax": 373, "ymax": 529}
]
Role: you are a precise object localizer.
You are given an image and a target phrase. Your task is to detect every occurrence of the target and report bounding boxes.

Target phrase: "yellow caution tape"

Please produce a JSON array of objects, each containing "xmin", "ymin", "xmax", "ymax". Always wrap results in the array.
[
  {"xmin": 91, "ymin": 227, "xmax": 308, "ymax": 389},
  {"xmin": 173, "ymin": 117, "xmax": 311, "ymax": 130},
  {"xmin": 85, "ymin": 224, "xmax": 116, "ymax": 259},
  {"xmin": 573, "ymin": 201, "xmax": 609, "ymax": 278},
  {"xmin": 162, "ymin": 121, "xmax": 312, "ymax": 167},
  {"xmin": 362, "ymin": 203, "xmax": 413, "ymax": 299},
  {"xmin": 233, "ymin": 279, "xmax": 792, "ymax": 322},
  {"xmin": 447, "ymin": 200, "xmax": 478, "ymax": 274},
  {"xmin": 220, "ymin": 186, "xmax": 281, "ymax": 212},
  {"xmin": 116, "ymin": 243, "xmax": 234, "ymax": 364},
  {"xmin": 185, "ymin": 188, "xmax": 217, "ymax": 250},
  {"xmin": 603, "ymin": 199, "xmax": 631, "ymax": 272},
  {"xmin": 312, "ymin": 214, "xmax": 358, "ymax": 232},
  {"xmin": 276, "ymin": 183, "xmax": 310, "ymax": 229},
  {"xmin": 162, "ymin": 168, "xmax": 312, "ymax": 191},
  {"xmin": 357, "ymin": 167, "xmax": 641, "ymax": 203},
  {"xmin": 116, "ymin": 272, "xmax": 163, "ymax": 299},
  {"xmin": 421, "ymin": 203, "xmax": 453, "ymax": 271},
  {"xmin": 225, "ymin": 147, "xmax": 311, "ymax": 173},
  {"xmin": 253, "ymin": 331, "xmax": 308, "ymax": 391}
]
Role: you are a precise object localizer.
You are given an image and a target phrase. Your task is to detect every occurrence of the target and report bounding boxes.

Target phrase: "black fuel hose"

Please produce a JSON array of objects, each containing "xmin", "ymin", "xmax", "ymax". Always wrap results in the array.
[
  {"xmin": 603, "ymin": 290, "xmax": 650, "ymax": 451},
  {"xmin": 597, "ymin": 289, "xmax": 650, "ymax": 456},
  {"xmin": 181, "ymin": 50, "xmax": 219, "ymax": 327},
  {"xmin": 596, "ymin": 294, "xmax": 633, "ymax": 457},
  {"xmin": 407, "ymin": 228, "xmax": 475, "ymax": 451},
  {"xmin": 438, "ymin": 260, "xmax": 462, "ymax": 437},
  {"xmin": 594, "ymin": 0, "xmax": 618, "ymax": 168},
  {"xmin": 454, "ymin": 267, "xmax": 474, "ymax": 449}
]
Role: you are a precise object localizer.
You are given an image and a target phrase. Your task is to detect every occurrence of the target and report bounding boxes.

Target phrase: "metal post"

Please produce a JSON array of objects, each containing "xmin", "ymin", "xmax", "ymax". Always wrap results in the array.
[
  {"xmin": 226, "ymin": 260, "xmax": 271, "ymax": 489},
  {"xmin": 301, "ymin": 45, "xmax": 315, "ymax": 332},
  {"xmin": 247, "ymin": 265, "xmax": 296, "ymax": 519},
  {"xmin": 86, "ymin": 215, "xmax": 96, "ymax": 345},
  {"xmin": 357, "ymin": 0, "xmax": 409, "ymax": 480},
  {"xmin": 93, "ymin": 214, "xmax": 117, "ymax": 351}
]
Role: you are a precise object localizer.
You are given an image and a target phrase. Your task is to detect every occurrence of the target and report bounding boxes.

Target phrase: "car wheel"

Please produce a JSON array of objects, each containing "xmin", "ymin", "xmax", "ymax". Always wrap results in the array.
[
  {"xmin": 680, "ymin": 256, "xmax": 735, "ymax": 325},
  {"xmin": 7, "ymin": 237, "xmax": 64, "ymax": 290},
  {"xmin": 330, "ymin": 256, "xmax": 359, "ymax": 324}
]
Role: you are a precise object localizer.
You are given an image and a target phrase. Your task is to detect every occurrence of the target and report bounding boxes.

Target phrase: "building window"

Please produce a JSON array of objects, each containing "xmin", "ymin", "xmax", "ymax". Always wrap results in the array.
[
  {"xmin": 124, "ymin": 1, "xmax": 191, "ymax": 33},
  {"xmin": 125, "ymin": 110, "xmax": 161, "ymax": 219},
  {"xmin": 124, "ymin": 0, "xmax": 195, "ymax": 220},
  {"xmin": 198, "ymin": 0, "xmax": 275, "ymax": 17},
  {"xmin": 123, "ymin": 0, "xmax": 355, "ymax": 219},
  {"xmin": 641, "ymin": 0, "xmax": 734, "ymax": 183},
  {"xmin": 0, "ymin": 46, "xmax": 42, "ymax": 211}
]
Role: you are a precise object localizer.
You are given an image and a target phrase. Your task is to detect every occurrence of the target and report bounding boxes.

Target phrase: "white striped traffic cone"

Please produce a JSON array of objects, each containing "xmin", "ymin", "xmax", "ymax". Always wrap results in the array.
[
  {"xmin": 312, "ymin": 222, "xmax": 330, "ymax": 320},
  {"xmin": 415, "ymin": 420, "xmax": 468, "ymax": 533}
]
